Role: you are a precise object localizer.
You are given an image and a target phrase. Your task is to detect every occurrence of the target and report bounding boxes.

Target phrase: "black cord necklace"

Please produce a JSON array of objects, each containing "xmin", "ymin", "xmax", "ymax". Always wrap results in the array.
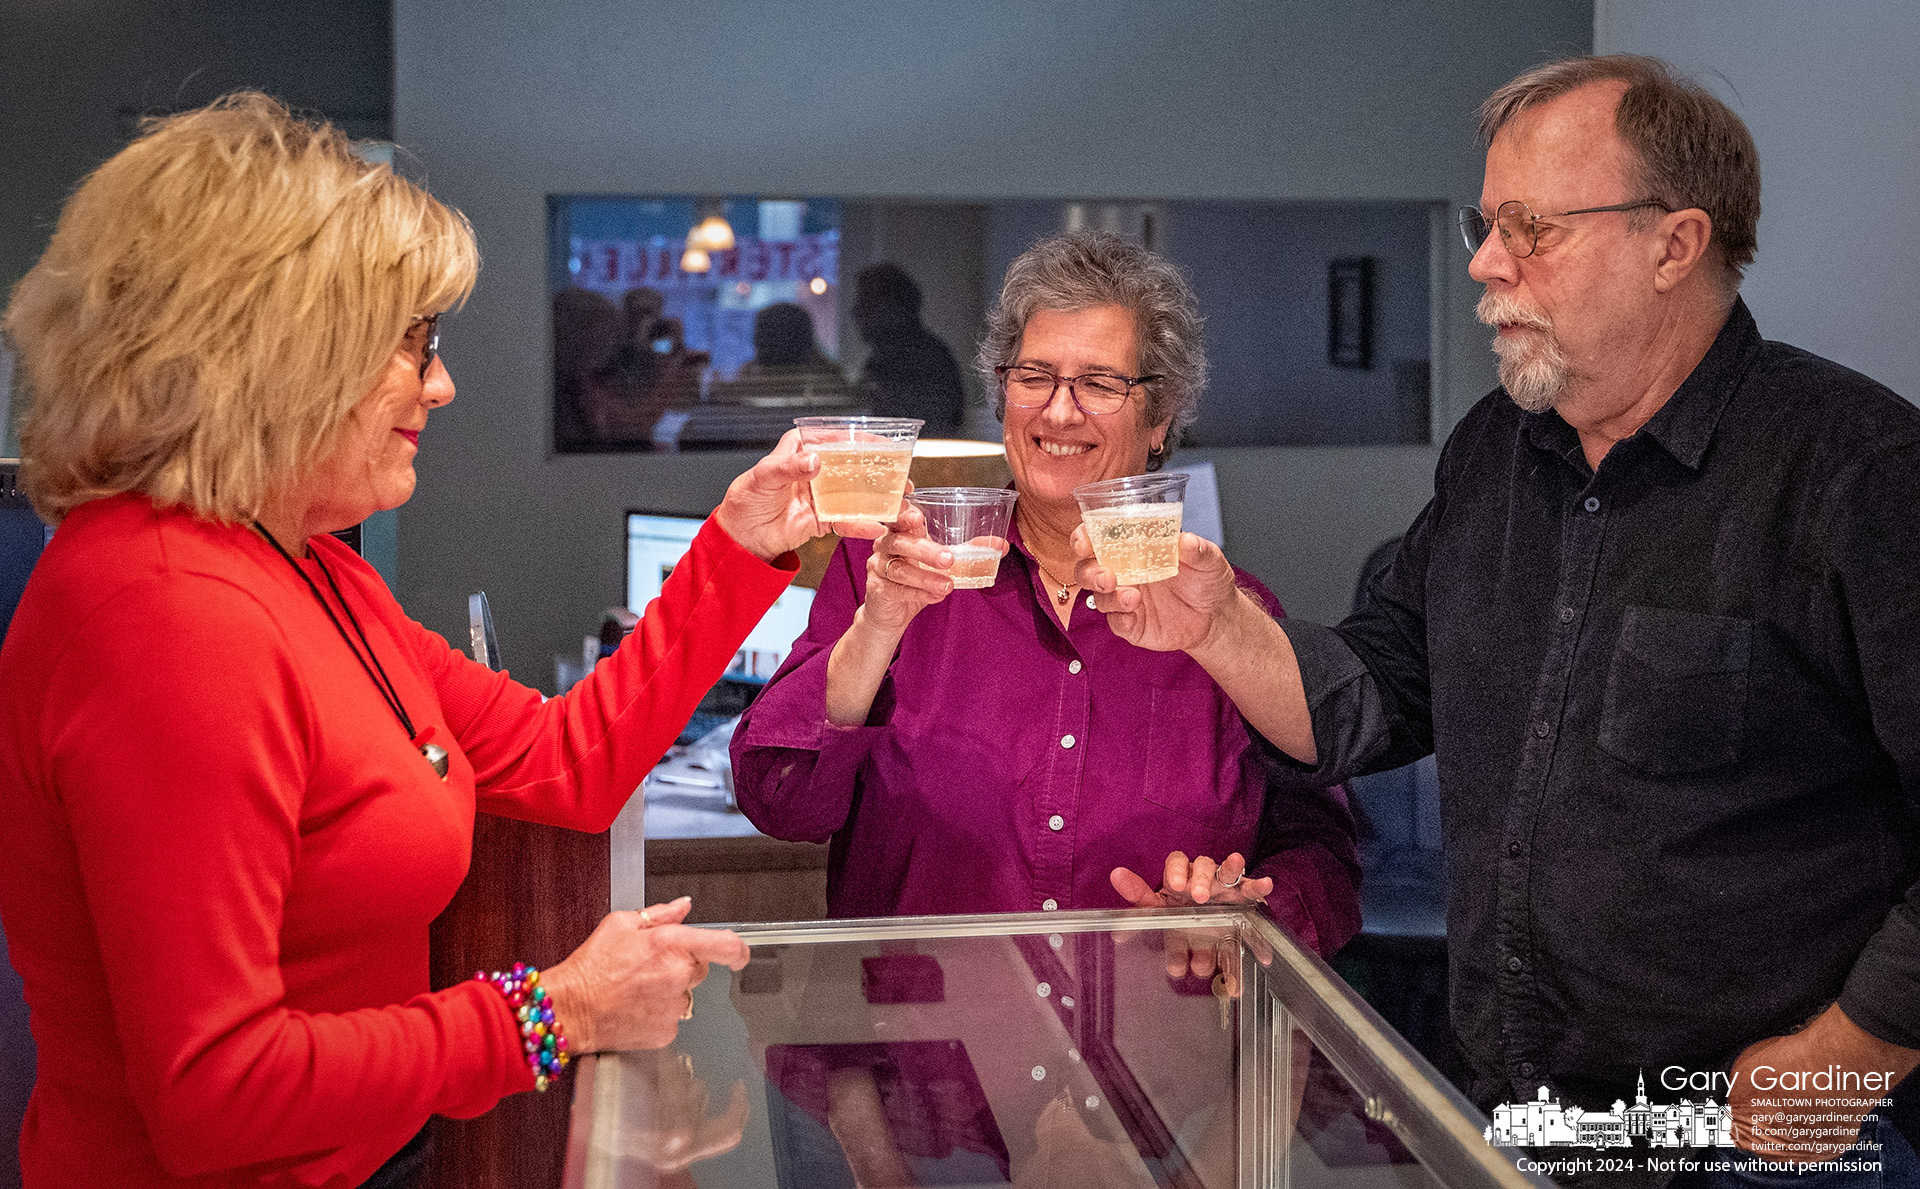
[{"xmin": 254, "ymin": 522, "xmax": 450, "ymax": 780}]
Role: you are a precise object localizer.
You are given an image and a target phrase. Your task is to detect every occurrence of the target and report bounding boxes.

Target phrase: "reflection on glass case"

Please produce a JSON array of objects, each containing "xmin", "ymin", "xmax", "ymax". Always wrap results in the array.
[{"xmin": 563, "ymin": 907, "xmax": 1545, "ymax": 1188}]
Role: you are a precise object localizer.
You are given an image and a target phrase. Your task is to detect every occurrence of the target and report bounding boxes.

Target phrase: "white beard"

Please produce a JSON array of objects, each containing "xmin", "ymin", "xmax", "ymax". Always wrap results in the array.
[{"xmin": 1478, "ymin": 291, "xmax": 1569, "ymax": 414}]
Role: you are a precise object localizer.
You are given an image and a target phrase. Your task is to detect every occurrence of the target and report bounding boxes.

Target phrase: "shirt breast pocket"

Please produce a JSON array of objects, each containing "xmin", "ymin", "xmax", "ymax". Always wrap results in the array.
[
  {"xmin": 1140, "ymin": 686, "xmax": 1259, "ymax": 827},
  {"xmin": 1596, "ymin": 605, "xmax": 1751, "ymax": 776}
]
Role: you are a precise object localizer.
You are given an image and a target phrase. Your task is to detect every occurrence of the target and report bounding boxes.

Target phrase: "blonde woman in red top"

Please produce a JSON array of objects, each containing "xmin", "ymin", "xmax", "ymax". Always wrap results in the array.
[{"xmin": 0, "ymin": 94, "xmax": 850, "ymax": 1187}]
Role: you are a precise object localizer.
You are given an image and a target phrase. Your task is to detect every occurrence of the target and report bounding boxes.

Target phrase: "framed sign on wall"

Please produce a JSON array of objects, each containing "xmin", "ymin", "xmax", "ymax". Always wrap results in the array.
[{"xmin": 1328, "ymin": 255, "xmax": 1375, "ymax": 370}]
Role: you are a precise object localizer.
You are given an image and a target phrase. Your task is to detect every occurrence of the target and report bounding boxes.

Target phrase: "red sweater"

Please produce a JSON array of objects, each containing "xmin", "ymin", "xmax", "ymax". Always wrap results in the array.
[{"xmin": 0, "ymin": 494, "xmax": 795, "ymax": 1187}]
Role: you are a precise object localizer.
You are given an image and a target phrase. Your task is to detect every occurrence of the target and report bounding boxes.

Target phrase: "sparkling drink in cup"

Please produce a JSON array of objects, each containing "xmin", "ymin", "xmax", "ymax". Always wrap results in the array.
[
  {"xmin": 795, "ymin": 416, "xmax": 924, "ymax": 523},
  {"xmin": 1073, "ymin": 473, "xmax": 1189, "ymax": 585},
  {"xmin": 907, "ymin": 487, "xmax": 1019, "ymax": 589},
  {"xmin": 944, "ymin": 544, "xmax": 1003, "ymax": 588}
]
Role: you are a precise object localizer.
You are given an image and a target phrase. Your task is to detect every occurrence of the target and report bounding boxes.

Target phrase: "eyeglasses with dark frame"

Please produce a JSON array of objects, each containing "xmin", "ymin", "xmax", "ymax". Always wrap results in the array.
[
  {"xmin": 1458, "ymin": 198, "xmax": 1674, "ymax": 259},
  {"xmin": 407, "ymin": 314, "xmax": 441, "ymax": 380},
  {"xmin": 994, "ymin": 364, "xmax": 1160, "ymax": 417}
]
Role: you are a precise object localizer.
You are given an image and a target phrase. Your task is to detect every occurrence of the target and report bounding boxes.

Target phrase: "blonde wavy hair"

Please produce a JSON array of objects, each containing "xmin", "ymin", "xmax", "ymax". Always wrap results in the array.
[{"xmin": 2, "ymin": 92, "xmax": 479, "ymax": 524}]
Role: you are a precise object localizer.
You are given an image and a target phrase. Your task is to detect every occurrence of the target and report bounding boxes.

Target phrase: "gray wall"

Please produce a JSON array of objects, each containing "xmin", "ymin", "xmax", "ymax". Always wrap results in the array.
[
  {"xmin": 0, "ymin": 0, "xmax": 391, "ymax": 293},
  {"xmin": 1174, "ymin": 201, "xmax": 1436, "ymax": 446},
  {"xmin": 1597, "ymin": 0, "xmax": 1920, "ymax": 402},
  {"xmin": 394, "ymin": 0, "xmax": 1592, "ymax": 679}
]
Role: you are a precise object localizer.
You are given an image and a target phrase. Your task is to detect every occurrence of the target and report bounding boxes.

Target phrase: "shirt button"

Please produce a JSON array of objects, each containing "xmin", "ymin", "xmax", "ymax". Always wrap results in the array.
[
  {"xmin": 1508, "ymin": 840, "xmax": 1522, "ymax": 858},
  {"xmin": 1558, "ymin": 606, "xmax": 1574, "ymax": 624},
  {"xmin": 1042, "ymin": 899, "xmax": 1058, "ymax": 911},
  {"xmin": 1584, "ymin": 496, "xmax": 1601, "ymax": 513},
  {"xmin": 1533, "ymin": 721, "xmax": 1550, "ymax": 738},
  {"xmin": 1048, "ymin": 814, "xmax": 1065, "ymax": 831},
  {"xmin": 1068, "ymin": 660, "xmax": 1083, "ymax": 675},
  {"xmin": 1507, "ymin": 956, "xmax": 1524, "ymax": 973},
  {"xmin": 1520, "ymin": 1062, "xmax": 1536, "ymax": 1078},
  {"xmin": 1061, "ymin": 734, "xmax": 1076, "ymax": 749}
]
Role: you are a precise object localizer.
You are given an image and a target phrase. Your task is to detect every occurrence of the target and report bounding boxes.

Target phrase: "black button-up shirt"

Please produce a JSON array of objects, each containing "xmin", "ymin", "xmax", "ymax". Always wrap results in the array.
[{"xmin": 1278, "ymin": 300, "xmax": 1920, "ymax": 1114}]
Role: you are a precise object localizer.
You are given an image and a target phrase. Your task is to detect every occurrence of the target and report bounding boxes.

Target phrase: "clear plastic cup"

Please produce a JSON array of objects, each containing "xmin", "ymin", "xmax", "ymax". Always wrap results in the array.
[
  {"xmin": 795, "ymin": 416, "xmax": 924, "ymax": 523},
  {"xmin": 1072, "ymin": 473, "xmax": 1189, "ymax": 584},
  {"xmin": 908, "ymin": 487, "xmax": 1019, "ymax": 589}
]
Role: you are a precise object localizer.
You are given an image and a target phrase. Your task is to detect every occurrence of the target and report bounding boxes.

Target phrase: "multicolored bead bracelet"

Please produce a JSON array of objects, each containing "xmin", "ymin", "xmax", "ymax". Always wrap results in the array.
[{"xmin": 475, "ymin": 962, "xmax": 572, "ymax": 1091}]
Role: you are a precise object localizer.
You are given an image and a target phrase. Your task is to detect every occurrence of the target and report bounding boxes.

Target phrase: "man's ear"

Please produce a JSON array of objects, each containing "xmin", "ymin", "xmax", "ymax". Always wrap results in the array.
[{"xmin": 1652, "ymin": 207, "xmax": 1715, "ymax": 293}]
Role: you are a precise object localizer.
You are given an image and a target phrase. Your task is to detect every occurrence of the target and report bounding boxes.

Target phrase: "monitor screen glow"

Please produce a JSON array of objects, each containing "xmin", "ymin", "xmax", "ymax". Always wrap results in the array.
[{"xmin": 626, "ymin": 511, "xmax": 814, "ymax": 677}]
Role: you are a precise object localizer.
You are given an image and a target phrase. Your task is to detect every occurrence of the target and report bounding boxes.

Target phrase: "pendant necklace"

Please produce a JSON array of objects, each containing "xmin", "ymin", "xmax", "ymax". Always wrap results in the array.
[
  {"xmin": 255, "ymin": 523, "xmax": 451, "ymax": 780},
  {"xmin": 1033, "ymin": 558, "xmax": 1077, "ymax": 607}
]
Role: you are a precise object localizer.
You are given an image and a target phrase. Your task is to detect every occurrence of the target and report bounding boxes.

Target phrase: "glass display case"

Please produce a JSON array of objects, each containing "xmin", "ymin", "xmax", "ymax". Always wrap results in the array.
[{"xmin": 562, "ymin": 906, "xmax": 1545, "ymax": 1188}]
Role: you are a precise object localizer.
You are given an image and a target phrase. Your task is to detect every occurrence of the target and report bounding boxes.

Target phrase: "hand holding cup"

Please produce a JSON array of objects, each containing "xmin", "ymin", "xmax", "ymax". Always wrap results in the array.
[
  {"xmin": 794, "ymin": 416, "xmax": 923, "ymax": 534},
  {"xmin": 1076, "ymin": 527, "xmax": 1242, "ymax": 655},
  {"xmin": 860, "ymin": 505, "xmax": 957, "ymax": 638}
]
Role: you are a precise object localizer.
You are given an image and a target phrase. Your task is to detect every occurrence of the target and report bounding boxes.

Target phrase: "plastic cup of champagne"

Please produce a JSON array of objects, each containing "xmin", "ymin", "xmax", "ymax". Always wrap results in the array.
[
  {"xmin": 907, "ymin": 487, "xmax": 1019, "ymax": 589},
  {"xmin": 794, "ymin": 416, "xmax": 924, "ymax": 523},
  {"xmin": 1072, "ymin": 472, "xmax": 1189, "ymax": 584}
]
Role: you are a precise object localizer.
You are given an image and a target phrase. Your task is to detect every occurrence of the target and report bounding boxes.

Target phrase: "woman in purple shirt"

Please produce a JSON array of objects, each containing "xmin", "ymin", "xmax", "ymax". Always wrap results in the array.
[{"xmin": 732, "ymin": 232, "xmax": 1359, "ymax": 957}]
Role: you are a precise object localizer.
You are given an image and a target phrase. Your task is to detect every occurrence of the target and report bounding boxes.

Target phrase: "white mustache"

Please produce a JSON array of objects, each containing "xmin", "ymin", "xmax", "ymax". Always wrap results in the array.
[{"xmin": 1476, "ymin": 292, "xmax": 1553, "ymax": 335}]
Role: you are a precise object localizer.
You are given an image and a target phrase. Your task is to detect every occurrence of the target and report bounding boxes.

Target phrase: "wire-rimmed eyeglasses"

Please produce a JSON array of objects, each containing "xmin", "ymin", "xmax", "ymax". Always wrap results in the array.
[
  {"xmin": 995, "ymin": 365, "xmax": 1159, "ymax": 416},
  {"xmin": 1458, "ymin": 198, "xmax": 1673, "ymax": 259},
  {"xmin": 407, "ymin": 314, "xmax": 441, "ymax": 380}
]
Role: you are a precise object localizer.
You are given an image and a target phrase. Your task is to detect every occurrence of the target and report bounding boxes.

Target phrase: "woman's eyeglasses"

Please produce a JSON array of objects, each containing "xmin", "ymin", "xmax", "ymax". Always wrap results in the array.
[
  {"xmin": 995, "ymin": 365, "xmax": 1158, "ymax": 416},
  {"xmin": 407, "ymin": 314, "xmax": 441, "ymax": 379}
]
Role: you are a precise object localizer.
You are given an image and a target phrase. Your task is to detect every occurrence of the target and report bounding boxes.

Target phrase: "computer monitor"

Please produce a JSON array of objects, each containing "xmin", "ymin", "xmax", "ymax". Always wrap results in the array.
[
  {"xmin": 626, "ymin": 510, "xmax": 815, "ymax": 678},
  {"xmin": 0, "ymin": 461, "xmax": 54, "ymax": 642}
]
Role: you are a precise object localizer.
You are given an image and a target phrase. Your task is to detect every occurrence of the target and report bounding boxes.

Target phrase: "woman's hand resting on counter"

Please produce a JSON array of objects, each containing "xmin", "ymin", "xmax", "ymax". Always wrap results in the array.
[
  {"xmin": 1111, "ymin": 851, "xmax": 1275, "ymax": 982},
  {"xmin": 539, "ymin": 897, "xmax": 749, "ymax": 1054},
  {"xmin": 713, "ymin": 429, "xmax": 891, "ymax": 563},
  {"xmin": 1110, "ymin": 850, "xmax": 1274, "ymax": 911}
]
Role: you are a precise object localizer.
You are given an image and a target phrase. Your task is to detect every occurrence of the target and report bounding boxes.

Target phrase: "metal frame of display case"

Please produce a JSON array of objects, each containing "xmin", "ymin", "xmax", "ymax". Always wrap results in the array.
[{"xmin": 565, "ymin": 905, "xmax": 1547, "ymax": 1189}]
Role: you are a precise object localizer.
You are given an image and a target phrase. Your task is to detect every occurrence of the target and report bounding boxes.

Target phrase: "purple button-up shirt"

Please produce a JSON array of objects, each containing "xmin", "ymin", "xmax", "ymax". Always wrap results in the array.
[{"xmin": 732, "ymin": 523, "xmax": 1360, "ymax": 954}]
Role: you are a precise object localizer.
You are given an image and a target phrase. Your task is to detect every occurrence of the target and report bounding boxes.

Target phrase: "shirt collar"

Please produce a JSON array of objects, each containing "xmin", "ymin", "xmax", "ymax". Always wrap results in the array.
[{"xmin": 1521, "ymin": 297, "xmax": 1763, "ymax": 473}]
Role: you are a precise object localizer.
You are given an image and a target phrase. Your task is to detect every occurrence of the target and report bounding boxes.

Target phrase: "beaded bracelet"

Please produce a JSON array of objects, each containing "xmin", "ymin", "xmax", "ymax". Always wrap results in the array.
[{"xmin": 474, "ymin": 962, "xmax": 572, "ymax": 1091}]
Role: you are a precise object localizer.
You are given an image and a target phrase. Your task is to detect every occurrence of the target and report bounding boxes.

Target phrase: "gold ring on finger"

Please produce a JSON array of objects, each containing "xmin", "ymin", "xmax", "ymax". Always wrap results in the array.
[{"xmin": 884, "ymin": 556, "xmax": 906, "ymax": 583}]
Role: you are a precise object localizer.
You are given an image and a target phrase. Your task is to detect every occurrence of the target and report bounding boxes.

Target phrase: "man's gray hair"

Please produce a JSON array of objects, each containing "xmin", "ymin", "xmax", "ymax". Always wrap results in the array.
[
  {"xmin": 976, "ymin": 231, "xmax": 1205, "ymax": 470},
  {"xmin": 1479, "ymin": 54, "xmax": 1760, "ymax": 284}
]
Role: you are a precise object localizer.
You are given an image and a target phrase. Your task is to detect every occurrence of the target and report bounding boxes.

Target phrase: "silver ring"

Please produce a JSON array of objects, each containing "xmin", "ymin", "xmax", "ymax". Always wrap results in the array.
[{"xmin": 1219, "ymin": 871, "xmax": 1243, "ymax": 889}]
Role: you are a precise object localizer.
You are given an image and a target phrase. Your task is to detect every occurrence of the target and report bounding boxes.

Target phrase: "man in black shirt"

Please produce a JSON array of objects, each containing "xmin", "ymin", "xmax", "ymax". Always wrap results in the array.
[{"xmin": 1078, "ymin": 55, "xmax": 1920, "ymax": 1183}]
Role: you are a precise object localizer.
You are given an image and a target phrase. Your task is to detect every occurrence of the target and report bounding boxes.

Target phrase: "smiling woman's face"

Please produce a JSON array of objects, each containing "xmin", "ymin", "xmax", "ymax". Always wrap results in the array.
[
  {"xmin": 1001, "ymin": 304, "xmax": 1168, "ymax": 513},
  {"xmin": 296, "ymin": 320, "xmax": 453, "ymax": 536}
]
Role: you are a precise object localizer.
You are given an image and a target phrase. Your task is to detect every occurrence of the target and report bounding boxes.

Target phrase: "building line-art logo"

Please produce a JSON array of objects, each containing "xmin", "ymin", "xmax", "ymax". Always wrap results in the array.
[{"xmin": 1484, "ymin": 1072, "xmax": 1735, "ymax": 1149}]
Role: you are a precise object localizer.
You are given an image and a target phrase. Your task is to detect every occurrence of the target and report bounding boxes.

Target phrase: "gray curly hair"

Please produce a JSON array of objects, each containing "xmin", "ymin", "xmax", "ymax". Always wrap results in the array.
[{"xmin": 975, "ymin": 231, "xmax": 1205, "ymax": 471}]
